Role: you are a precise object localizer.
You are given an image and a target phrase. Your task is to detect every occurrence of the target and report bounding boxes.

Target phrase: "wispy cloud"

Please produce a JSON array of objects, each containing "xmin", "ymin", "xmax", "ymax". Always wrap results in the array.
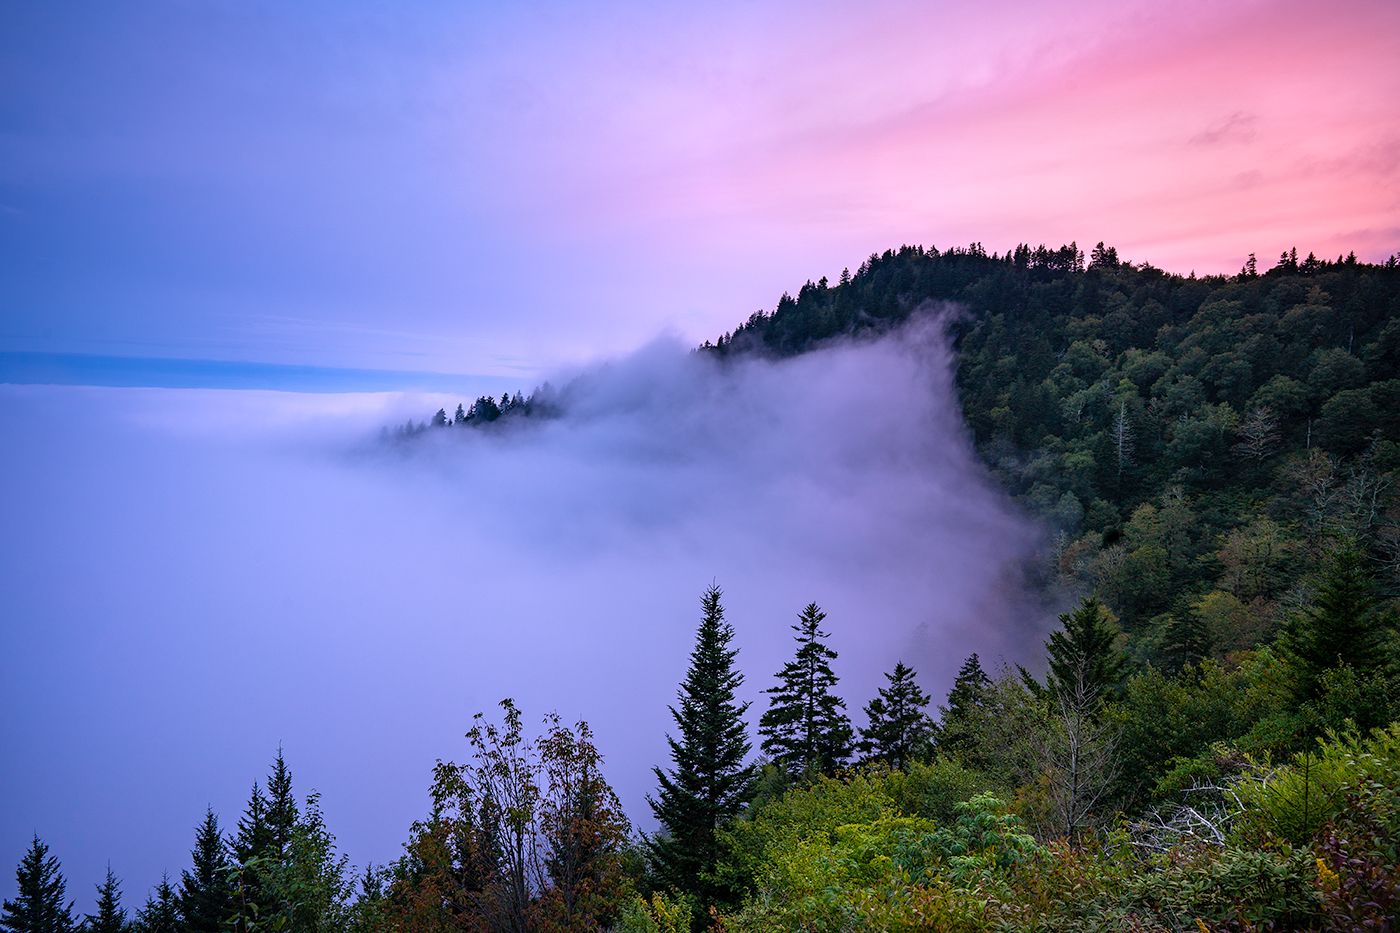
[{"xmin": 0, "ymin": 319, "xmax": 1042, "ymax": 906}]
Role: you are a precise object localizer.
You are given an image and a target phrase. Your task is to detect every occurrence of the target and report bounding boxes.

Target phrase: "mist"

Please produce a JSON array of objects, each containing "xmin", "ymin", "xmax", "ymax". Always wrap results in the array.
[{"xmin": 0, "ymin": 316, "xmax": 1045, "ymax": 909}]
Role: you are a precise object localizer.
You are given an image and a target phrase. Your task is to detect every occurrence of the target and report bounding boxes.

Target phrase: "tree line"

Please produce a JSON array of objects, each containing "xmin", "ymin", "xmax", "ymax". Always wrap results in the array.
[
  {"xmin": 9, "ymin": 548, "xmax": 1397, "ymax": 932},
  {"xmin": 16, "ymin": 242, "xmax": 1400, "ymax": 931}
]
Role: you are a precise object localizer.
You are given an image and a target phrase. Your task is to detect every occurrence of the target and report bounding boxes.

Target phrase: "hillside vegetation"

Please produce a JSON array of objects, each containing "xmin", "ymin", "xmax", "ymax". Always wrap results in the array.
[{"xmin": 11, "ymin": 245, "xmax": 1400, "ymax": 933}]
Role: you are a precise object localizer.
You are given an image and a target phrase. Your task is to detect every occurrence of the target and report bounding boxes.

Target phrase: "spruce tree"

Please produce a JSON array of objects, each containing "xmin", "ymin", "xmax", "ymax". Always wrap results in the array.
[
  {"xmin": 231, "ymin": 784, "xmax": 270, "ymax": 867},
  {"xmin": 229, "ymin": 781, "xmax": 272, "ymax": 933},
  {"xmin": 179, "ymin": 809, "xmax": 233, "ymax": 933},
  {"xmin": 856, "ymin": 661, "xmax": 933, "ymax": 770},
  {"xmin": 935, "ymin": 653, "xmax": 992, "ymax": 758},
  {"xmin": 758, "ymin": 603, "xmax": 853, "ymax": 775},
  {"xmin": 1045, "ymin": 596, "xmax": 1127, "ymax": 707},
  {"xmin": 132, "ymin": 876, "xmax": 178, "ymax": 933},
  {"xmin": 84, "ymin": 867, "xmax": 126, "ymax": 933},
  {"xmin": 1279, "ymin": 540, "xmax": 1396, "ymax": 704},
  {"xmin": 264, "ymin": 751, "xmax": 299, "ymax": 862},
  {"xmin": 647, "ymin": 585, "xmax": 757, "ymax": 914},
  {"xmin": 1, "ymin": 836, "xmax": 75, "ymax": 933},
  {"xmin": 1159, "ymin": 609, "xmax": 1214, "ymax": 673}
]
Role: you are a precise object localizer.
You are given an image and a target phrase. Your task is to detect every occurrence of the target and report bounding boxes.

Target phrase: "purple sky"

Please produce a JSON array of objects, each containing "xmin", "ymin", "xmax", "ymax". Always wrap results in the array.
[
  {"xmin": 3, "ymin": 0, "xmax": 1396, "ymax": 378},
  {"xmin": 2, "ymin": 0, "xmax": 1398, "ymax": 913}
]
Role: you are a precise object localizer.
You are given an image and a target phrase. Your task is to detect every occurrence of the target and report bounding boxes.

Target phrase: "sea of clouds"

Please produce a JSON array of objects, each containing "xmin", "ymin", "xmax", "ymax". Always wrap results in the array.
[{"xmin": 0, "ymin": 315, "xmax": 1047, "ymax": 906}]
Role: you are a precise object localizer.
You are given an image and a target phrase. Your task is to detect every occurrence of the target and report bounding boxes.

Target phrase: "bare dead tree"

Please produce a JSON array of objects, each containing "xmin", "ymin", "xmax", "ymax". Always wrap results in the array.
[
  {"xmin": 1035, "ymin": 655, "xmax": 1120, "ymax": 845},
  {"xmin": 1233, "ymin": 406, "xmax": 1281, "ymax": 462},
  {"xmin": 1284, "ymin": 449, "xmax": 1341, "ymax": 546},
  {"xmin": 1112, "ymin": 401, "xmax": 1134, "ymax": 485}
]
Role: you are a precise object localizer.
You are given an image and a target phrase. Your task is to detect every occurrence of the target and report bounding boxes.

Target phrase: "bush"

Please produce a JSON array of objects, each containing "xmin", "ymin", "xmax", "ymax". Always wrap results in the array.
[
  {"xmin": 1231, "ymin": 724, "xmax": 1400, "ymax": 846},
  {"xmin": 881, "ymin": 757, "xmax": 993, "ymax": 824}
]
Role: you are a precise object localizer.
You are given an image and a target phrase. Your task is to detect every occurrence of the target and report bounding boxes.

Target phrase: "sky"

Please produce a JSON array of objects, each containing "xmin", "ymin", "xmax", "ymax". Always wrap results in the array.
[
  {"xmin": 2, "ymin": 0, "xmax": 1396, "ymax": 380},
  {"xmin": 2, "ymin": 0, "xmax": 1399, "ymax": 913}
]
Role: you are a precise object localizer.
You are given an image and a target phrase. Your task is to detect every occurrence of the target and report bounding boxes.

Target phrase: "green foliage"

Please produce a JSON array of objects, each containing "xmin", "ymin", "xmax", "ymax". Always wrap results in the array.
[
  {"xmin": 856, "ymin": 661, "xmax": 933, "ymax": 770},
  {"xmin": 934, "ymin": 654, "xmax": 992, "ymax": 760},
  {"xmin": 179, "ymin": 809, "xmax": 234, "ymax": 933},
  {"xmin": 2, "ymin": 837, "xmax": 75, "ymax": 933},
  {"xmin": 647, "ymin": 586, "xmax": 757, "ymax": 917},
  {"xmin": 613, "ymin": 893, "xmax": 692, "ymax": 933},
  {"xmin": 1044, "ymin": 596, "xmax": 1128, "ymax": 705},
  {"xmin": 1276, "ymin": 540, "xmax": 1397, "ymax": 718},
  {"xmin": 757, "ymin": 603, "xmax": 853, "ymax": 777},
  {"xmin": 881, "ymin": 757, "xmax": 990, "ymax": 826},
  {"xmin": 227, "ymin": 753, "xmax": 352, "ymax": 933},
  {"xmin": 918, "ymin": 794, "xmax": 1039, "ymax": 880},
  {"xmin": 1232, "ymin": 723, "xmax": 1400, "ymax": 847},
  {"xmin": 1111, "ymin": 655, "xmax": 1282, "ymax": 812},
  {"xmin": 1125, "ymin": 843, "xmax": 1320, "ymax": 931},
  {"xmin": 84, "ymin": 867, "xmax": 127, "ymax": 933}
]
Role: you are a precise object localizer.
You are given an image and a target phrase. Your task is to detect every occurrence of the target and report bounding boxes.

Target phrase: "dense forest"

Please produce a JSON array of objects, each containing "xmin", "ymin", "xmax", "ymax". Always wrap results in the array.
[{"xmin": 10, "ymin": 244, "xmax": 1400, "ymax": 933}]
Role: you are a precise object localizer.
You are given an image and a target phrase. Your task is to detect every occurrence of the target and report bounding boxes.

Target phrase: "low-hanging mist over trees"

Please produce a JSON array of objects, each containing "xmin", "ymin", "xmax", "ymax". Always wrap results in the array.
[{"xmin": 10, "ymin": 242, "xmax": 1400, "ymax": 932}]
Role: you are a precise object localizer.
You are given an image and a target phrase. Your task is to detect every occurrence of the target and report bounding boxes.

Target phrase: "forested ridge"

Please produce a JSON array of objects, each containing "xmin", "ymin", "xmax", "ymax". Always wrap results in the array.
[{"xmin": 11, "ymin": 244, "xmax": 1400, "ymax": 933}]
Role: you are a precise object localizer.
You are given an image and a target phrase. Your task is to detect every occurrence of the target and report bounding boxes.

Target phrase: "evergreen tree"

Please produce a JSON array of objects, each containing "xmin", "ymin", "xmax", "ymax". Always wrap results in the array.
[
  {"xmin": 1158, "ymin": 609, "xmax": 1215, "ymax": 674},
  {"xmin": 231, "ymin": 784, "xmax": 270, "ymax": 867},
  {"xmin": 2, "ymin": 837, "xmax": 75, "ymax": 933},
  {"xmin": 758, "ymin": 603, "xmax": 853, "ymax": 775},
  {"xmin": 647, "ymin": 585, "xmax": 757, "ymax": 915},
  {"xmin": 1279, "ymin": 540, "xmax": 1397, "ymax": 704},
  {"xmin": 265, "ymin": 751, "xmax": 299, "ymax": 863},
  {"xmin": 179, "ymin": 809, "xmax": 233, "ymax": 933},
  {"xmin": 84, "ymin": 867, "xmax": 126, "ymax": 933},
  {"xmin": 934, "ymin": 654, "xmax": 992, "ymax": 757},
  {"xmin": 1044, "ymin": 597, "xmax": 1128, "ymax": 706},
  {"xmin": 229, "ymin": 782, "xmax": 271, "ymax": 932},
  {"xmin": 132, "ymin": 877, "xmax": 178, "ymax": 933},
  {"xmin": 856, "ymin": 661, "xmax": 933, "ymax": 770}
]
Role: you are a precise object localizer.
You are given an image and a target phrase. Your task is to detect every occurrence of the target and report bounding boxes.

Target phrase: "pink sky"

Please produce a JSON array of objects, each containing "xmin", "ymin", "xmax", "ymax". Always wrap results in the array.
[
  {"xmin": 477, "ymin": 0, "xmax": 1399, "ymax": 273},
  {"xmin": 2, "ymin": 0, "xmax": 1397, "ymax": 373}
]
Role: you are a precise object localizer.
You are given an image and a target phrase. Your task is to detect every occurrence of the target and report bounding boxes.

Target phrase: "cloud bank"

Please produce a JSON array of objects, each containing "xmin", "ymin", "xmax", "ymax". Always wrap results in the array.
[{"xmin": 0, "ymin": 317, "xmax": 1042, "ymax": 907}]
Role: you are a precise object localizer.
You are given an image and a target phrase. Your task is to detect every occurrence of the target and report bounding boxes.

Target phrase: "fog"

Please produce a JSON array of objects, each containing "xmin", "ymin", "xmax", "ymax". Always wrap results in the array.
[{"xmin": 0, "ymin": 317, "xmax": 1045, "ymax": 908}]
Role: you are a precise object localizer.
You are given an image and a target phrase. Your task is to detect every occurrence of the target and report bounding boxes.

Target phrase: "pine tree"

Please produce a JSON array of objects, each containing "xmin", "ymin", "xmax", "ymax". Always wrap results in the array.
[
  {"xmin": 856, "ymin": 661, "xmax": 933, "ymax": 770},
  {"xmin": 1279, "ymin": 540, "xmax": 1396, "ymax": 704},
  {"xmin": 231, "ymin": 784, "xmax": 271, "ymax": 866},
  {"xmin": 179, "ymin": 809, "xmax": 233, "ymax": 933},
  {"xmin": 647, "ymin": 585, "xmax": 757, "ymax": 914},
  {"xmin": 265, "ymin": 751, "xmax": 299, "ymax": 863},
  {"xmin": 132, "ymin": 877, "xmax": 178, "ymax": 933},
  {"xmin": 768, "ymin": 606, "xmax": 851, "ymax": 771},
  {"xmin": 758, "ymin": 603, "xmax": 853, "ymax": 776},
  {"xmin": 934, "ymin": 654, "xmax": 991, "ymax": 757},
  {"xmin": 1045, "ymin": 597, "xmax": 1127, "ymax": 707},
  {"xmin": 1, "ymin": 837, "xmax": 75, "ymax": 933},
  {"xmin": 84, "ymin": 867, "xmax": 126, "ymax": 933},
  {"xmin": 1159, "ymin": 609, "xmax": 1214, "ymax": 673}
]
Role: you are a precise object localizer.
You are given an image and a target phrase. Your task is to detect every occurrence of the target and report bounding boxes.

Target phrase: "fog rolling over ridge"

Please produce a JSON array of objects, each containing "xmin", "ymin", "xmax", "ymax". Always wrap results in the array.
[{"xmin": 0, "ymin": 314, "xmax": 1044, "ymax": 906}]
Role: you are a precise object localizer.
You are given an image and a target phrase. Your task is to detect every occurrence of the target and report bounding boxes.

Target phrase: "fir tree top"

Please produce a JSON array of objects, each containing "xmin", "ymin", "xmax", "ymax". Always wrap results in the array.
[
  {"xmin": 1045, "ymin": 596, "xmax": 1127, "ymax": 706},
  {"xmin": 84, "ymin": 867, "xmax": 125, "ymax": 933},
  {"xmin": 1279, "ymin": 539, "xmax": 1397, "ymax": 703},
  {"xmin": 758, "ymin": 602, "xmax": 853, "ymax": 776},
  {"xmin": 646, "ymin": 584, "xmax": 757, "ymax": 911},
  {"xmin": 857, "ymin": 661, "xmax": 933, "ymax": 770},
  {"xmin": 1, "ymin": 836, "xmax": 74, "ymax": 933}
]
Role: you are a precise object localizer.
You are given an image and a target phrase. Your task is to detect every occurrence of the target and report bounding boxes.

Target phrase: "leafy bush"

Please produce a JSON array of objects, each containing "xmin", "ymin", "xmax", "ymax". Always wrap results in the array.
[
  {"xmin": 1232, "ymin": 724, "xmax": 1400, "ymax": 846},
  {"xmin": 614, "ymin": 892, "xmax": 693, "ymax": 933},
  {"xmin": 881, "ymin": 757, "xmax": 993, "ymax": 824}
]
